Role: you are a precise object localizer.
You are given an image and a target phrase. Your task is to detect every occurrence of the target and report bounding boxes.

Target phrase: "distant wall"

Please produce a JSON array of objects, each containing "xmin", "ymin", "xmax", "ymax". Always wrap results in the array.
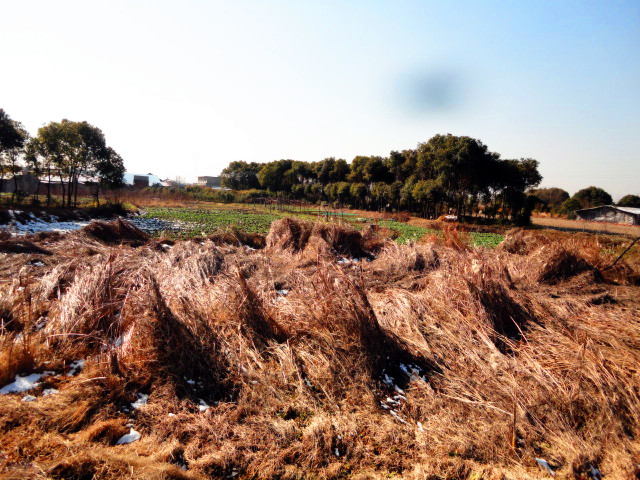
[
  {"xmin": 577, "ymin": 206, "xmax": 640, "ymax": 225},
  {"xmin": 0, "ymin": 174, "xmax": 39, "ymax": 194}
]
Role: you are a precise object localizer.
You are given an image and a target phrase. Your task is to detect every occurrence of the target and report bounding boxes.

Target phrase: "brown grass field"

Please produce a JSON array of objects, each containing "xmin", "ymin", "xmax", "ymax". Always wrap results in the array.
[
  {"xmin": 532, "ymin": 215, "xmax": 640, "ymax": 237},
  {"xmin": 1, "ymin": 218, "xmax": 640, "ymax": 479}
]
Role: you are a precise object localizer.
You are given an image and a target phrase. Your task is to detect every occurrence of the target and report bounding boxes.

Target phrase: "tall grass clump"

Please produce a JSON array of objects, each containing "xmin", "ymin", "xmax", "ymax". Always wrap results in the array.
[{"xmin": 0, "ymin": 218, "xmax": 639, "ymax": 479}]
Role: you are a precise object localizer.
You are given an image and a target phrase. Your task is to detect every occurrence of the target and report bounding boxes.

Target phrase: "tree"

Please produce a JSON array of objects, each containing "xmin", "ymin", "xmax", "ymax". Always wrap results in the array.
[
  {"xmin": 35, "ymin": 120, "xmax": 123, "ymax": 207},
  {"xmin": 617, "ymin": 194, "xmax": 640, "ymax": 208},
  {"xmin": 92, "ymin": 147, "xmax": 125, "ymax": 205},
  {"xmin": 313, "ymin": 157, "xmax": 349, "ymax": 185},
  {"xmin": 220, "ymin": 161, "xmax": 261, "ymax": 190},
  {"xmin": 258, "ymin": 160, "xmax": 298, "ymax": 194},
  {"xmin": 564, "ymin": 186, "xmax": 613, "ymax": 211},
  {"xmin": 418, "ymin": 134, "xmax": 499, "ymax": 216},
  {"xmin": 0, "ymin": 109, "xmax": 29, "ymax": 202},
  {"xmin": 348, "ymin": 156, "xmax": 391, "ymax": 184},
  {"xmin": 412, "ymin": 179, "xmax": 443, "ymax": 218},
  {"xmin": 528, "ymin": 187, "xmax": 570, "ymax": 209},
  {"xmin": 24, "ymin": 137, "xmax": 48, "ymax": 204},
  {"xmin": 349, "ymin": 183, "xmax": 367, "ymax": 209}
]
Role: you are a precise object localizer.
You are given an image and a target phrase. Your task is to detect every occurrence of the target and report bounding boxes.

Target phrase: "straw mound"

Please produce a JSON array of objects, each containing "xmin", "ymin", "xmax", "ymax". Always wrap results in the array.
[
  {"xmin": 537, "ymin": 247, "xmax": 595, "ymax": 284},
  {"xmin": 499, "ymin": 228, "xmax": 550, "ymax": 255},
  {"xmin": 265, "ymin": 218, "xmax": 313, "ymax": 252},
  {"xmin": 266, "ymin": 218, "xmax": 370, "ymax": 260},
  {"xmin": 0, "ymin": 238, "xmax": 52, "ymax": 255},
  {"xmin": 82, "ymin": 218, "xmax": 149, "ymax": 245},
  {"xmin": 1, "ymin": 220, "xmax": 640, "ymax": 479}
]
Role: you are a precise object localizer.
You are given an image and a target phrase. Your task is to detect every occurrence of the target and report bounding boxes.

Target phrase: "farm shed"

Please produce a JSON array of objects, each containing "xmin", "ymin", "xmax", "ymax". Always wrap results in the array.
[{"xmin": 575, "ymin": 205, "xmax": 640, "ymax": 225}]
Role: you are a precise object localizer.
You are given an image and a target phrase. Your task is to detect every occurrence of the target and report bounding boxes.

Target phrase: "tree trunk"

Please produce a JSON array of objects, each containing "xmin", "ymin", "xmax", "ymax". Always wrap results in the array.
[
  {"xmin": 59, "ymin": 175, "xmax": 66, "ymax": 207},
  {"xmin": 12, "ymin": 173, "xmax": 18, "ymax": 205},
  {"xmin": 95, "ymin": 181, "xmax": 102, "ymax": 207},
  {"xmin": 47, "ymin": 169, "xmax": 52, "ymax": 206}
]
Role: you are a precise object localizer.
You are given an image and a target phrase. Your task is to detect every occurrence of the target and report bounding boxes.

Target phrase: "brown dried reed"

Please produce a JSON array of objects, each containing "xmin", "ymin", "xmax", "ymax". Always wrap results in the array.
[{"xmin": 0, "ymin": 218, "xmax": 639, "ymax": 479}]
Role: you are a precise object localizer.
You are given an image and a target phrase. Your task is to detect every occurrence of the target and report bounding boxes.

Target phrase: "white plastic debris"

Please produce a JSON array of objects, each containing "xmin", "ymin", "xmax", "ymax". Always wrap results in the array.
[
  {"xmin": 116, "ymin": 427, "xmax": 141, "ymax": 445},
  {"xmin": 131, "ymin": 393, "xmax": 149, "ymax": 409}
]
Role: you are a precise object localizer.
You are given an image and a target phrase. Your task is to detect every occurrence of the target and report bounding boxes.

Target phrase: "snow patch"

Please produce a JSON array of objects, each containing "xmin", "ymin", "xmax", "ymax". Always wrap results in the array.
[
  {"xmin": 116, "ymin": 428, "xmax": 141, "ymax": 445},
  {"xmin": 131, "ymin": 393, "xmax": 149, "ymax": 409},
  {"xmin": 9, "ymin": 219, "xmax": 90, "ymax": 236},
  {"xmin": 535, "ymin": 458, "xmax": 555, "ymax": 476},
  {"xmin": 67, "ymin": 359, "xmax": 85, "ymax": 376},
  {"xmin": 0, "ymin": 373, "xmax": 47, "ymax": 394}
]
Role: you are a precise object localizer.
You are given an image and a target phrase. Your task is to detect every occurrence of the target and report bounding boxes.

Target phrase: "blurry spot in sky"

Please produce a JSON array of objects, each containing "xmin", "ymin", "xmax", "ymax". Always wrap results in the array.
[{"xmin": 394, "ymin": 68, "xmax": 468, "ymax": 115}]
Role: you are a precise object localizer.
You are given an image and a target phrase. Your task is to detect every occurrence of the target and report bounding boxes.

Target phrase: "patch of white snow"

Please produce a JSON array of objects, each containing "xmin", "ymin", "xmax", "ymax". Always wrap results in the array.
[
  {"xmin": 131, "ymin": 393, "xmax": 149, "ymax": 409},
  {"xmin": 0, "ymin": 373, "xmax": 45, "ymax": 394},
  {"xmin": 116, "ymin": 427, "xmax": 141, "ymax": 445},
  {"xmin": 198, "ymin": 399, "xmax": 209, "ymax": 412}
]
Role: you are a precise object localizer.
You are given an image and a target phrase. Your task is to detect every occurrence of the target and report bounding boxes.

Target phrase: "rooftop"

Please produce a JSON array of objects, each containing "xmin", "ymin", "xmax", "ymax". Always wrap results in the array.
[{"xmin": 576, "ymin": 205, "xmax": 640, "ymax": 215}]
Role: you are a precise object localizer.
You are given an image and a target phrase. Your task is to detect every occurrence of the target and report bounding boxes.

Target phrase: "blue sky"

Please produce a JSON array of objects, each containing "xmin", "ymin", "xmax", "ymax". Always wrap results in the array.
[{"xmin": 1, "ymin": 0, "xmax": 639, "ymax": 198}]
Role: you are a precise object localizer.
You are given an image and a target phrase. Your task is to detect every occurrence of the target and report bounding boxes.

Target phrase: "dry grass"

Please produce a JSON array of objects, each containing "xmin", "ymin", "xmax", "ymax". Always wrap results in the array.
[
  {"xmin": 532, "ymin": 215, "xmax": 640, "ymax": 237},
  {"xmin": 0, "ymin": 219, "xmax": 639, "ymax": 479}
]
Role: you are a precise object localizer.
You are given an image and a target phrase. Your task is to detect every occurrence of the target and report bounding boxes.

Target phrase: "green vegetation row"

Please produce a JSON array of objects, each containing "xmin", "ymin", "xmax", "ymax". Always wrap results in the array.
[{"xmin": 141, "ymin": 206, "xmax": 503, "ymax": 247}]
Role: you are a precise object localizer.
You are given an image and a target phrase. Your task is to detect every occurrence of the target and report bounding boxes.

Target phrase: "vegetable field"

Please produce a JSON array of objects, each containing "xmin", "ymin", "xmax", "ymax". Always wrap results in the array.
[{"xmin": 139, "ymin": 205, "xmax": 504, "ymax": 247}]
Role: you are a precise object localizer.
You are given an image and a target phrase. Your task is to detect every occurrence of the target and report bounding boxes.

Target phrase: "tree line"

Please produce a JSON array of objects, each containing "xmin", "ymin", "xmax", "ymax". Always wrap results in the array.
[
  {"xmin": 222, "ymin": 134, "xmax": 543, "ymax": 223},
  {"xmin": 0, "ymin": 108, "xmax": 125, "ymax": 207},
  {"xmin": 530, "ymin": 186, "xmax": 640, "ymax": 216}
]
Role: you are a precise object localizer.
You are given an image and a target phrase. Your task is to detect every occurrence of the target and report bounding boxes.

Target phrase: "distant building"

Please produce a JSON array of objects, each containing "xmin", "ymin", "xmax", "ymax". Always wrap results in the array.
[
  {"xmin": 123, "ymin": 173, "xmax": 161, "ymax": 187},
  {"xmin": 196, "ymin": 176, "xmax": 222, "ymax": 188},
  {"xmin": 575, "ymin": 205, "xmax": 640, "ymax": 225}
]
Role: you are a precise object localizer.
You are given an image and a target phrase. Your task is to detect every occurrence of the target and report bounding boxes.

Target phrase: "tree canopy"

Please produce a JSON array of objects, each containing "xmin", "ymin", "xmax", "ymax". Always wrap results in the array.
[
  {"xmin": 28, "ymin": 119, "xmax": 125, "ymax": 206},
  {"xmin": 220, "ymin": 161, "xmax": 262, "ymax": 190},
  {"xmin": 528, "ymin": 187, "xmax": 570, "ymax": 207},
  {"xmin": 563, "ymin": 186, "xmax": 613, "ymax": 213},
  {"xmin": 218, "ymin": 133, "xmax": 543, "ymax": 224},
  {"xmin": 617, "ymin": 194, "xmax": 640, "ymax": 208},
  {"xmin": 0, "ymin": 109, "xmax": 29, "ymax": 193}
]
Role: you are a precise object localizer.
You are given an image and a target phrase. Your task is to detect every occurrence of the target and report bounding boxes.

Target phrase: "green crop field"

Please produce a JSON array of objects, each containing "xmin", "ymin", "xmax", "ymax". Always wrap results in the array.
[
  {"xmin": 139, "ymin": 207, "xmax": 284, "ymax": 237},
  {"xmin": 469, "ymin": 232, "xmax": 504, "ymax": 248},
  {"xmin": 139, "ymin": 205, "xmax": 504, "ymax": 247}
]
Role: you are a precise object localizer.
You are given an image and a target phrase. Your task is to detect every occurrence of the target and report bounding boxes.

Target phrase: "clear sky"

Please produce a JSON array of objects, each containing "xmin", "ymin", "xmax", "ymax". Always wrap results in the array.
[{"xmin": 1, "ymin": 0, "xmax": 639, "ymax": 199}]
